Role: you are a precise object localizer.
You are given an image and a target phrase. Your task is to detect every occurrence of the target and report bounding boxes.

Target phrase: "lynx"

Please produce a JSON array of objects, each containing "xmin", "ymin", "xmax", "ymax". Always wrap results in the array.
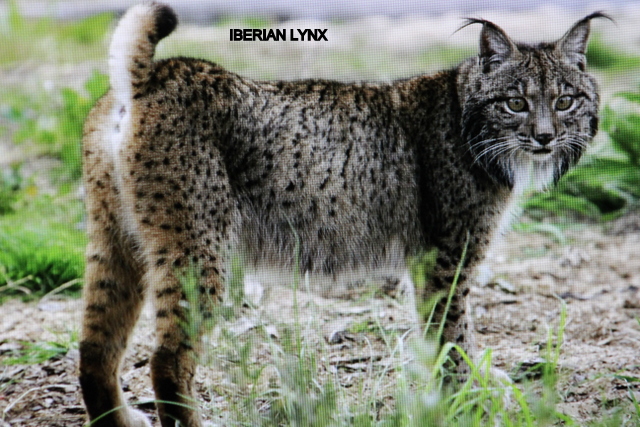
[{"xmin": 79, "ymin": 3, "xmax": 603, "ymax": 426}]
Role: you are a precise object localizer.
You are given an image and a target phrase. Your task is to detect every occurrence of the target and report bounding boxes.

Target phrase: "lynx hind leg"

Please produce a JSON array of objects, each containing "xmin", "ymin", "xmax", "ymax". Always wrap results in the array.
[
  {"xmin": 79, "ymin": 95, "xmax": 151, "ymax": 427},
  {"xmin": 80, "ymin": 210, "xmax": 151, "ymax": 427},
  {"xmin": 123, "ymin": 117, "xmax": 236, "ymax": 426},
  {"xmin": 133, "ymin": 165, "xmax": 233, "ymax": 427}
]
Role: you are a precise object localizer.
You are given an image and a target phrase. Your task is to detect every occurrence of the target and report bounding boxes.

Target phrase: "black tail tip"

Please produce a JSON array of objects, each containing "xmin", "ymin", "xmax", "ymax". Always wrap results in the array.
[{"xmin": 153, "ymin": 3, "xmax": 178, "ymax": 41}]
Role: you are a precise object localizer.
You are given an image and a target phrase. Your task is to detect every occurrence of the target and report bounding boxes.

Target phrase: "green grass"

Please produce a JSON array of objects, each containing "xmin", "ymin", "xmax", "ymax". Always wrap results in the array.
[
  {"xmin": 0, "ymin": 70, "xmax": 95, "ymax": 299},
  {"xmin": 172, "ymin": 238, "xmax": 578, "ymax": 425},
  {"xmin": 0, "ymin": 164, "xmax": 23, "ymax": 215},
  {"xmin": 1, "ymin": 330, "xmax": 78, "ymax": 365},
  {"xmin": 7, "ymin": 70, "xmax": 109, "ymax": 180},
  {"xmin": 178, "ymin": 255, "xmax": 640, "ymax": 426},
  {"xmin": 0, "ymin": 1, "xmax": 112, "ymax": 65},
  {"xmin": 0, "ymin": 195, "xmax": 86, "ymax": 300},
  {"xmin": 586, "ymin": 35, "xmax": 640, "ymax": 73}
]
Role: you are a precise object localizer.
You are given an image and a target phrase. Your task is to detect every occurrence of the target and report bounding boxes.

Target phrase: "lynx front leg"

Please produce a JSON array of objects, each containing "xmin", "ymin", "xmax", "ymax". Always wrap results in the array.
[{"xmin": 419, "ymin": 250, "xmax": 478, "ymax": 377}]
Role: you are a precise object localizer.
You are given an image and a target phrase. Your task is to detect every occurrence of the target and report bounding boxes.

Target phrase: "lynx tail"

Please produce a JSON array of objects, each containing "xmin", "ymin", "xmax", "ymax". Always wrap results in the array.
[{"xmin": 108, "ymin": 2, "xmax": 177, "ymax": 106}]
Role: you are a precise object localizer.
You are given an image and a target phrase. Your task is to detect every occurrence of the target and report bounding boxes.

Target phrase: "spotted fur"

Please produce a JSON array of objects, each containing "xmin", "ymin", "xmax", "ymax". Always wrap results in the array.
[{"xmin": 79, "ymin": 4, "xmax": 603, "ymax": 426}]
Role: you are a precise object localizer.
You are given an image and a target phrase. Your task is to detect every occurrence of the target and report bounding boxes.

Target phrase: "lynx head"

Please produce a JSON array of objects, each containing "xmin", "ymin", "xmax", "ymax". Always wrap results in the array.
[{"xmin": 457, "ymin": 13, "xmax": 608, "ymax": 191}]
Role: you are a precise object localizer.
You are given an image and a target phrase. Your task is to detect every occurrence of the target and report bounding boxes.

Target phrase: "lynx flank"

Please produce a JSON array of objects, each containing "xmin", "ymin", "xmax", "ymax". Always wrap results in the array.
[{"xmin": 80, "ymin": 3, "xmax": 603, "ymax": 426}]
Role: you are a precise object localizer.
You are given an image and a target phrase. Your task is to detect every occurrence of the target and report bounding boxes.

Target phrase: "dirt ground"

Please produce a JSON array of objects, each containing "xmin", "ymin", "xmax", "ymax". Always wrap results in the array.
[{"xmin": 1, "ymin": 214, "xmax": 640, "ymax": 426}]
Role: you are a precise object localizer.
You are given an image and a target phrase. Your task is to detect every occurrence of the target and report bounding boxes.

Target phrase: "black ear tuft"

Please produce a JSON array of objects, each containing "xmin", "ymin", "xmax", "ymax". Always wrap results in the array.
[
  {"xmin": 460, "ymin": 18, "xmax": 517, "ymax": 73},
  {"xmin": 557, "ymin": 11, "xmax": 613, "ymax": 70}
]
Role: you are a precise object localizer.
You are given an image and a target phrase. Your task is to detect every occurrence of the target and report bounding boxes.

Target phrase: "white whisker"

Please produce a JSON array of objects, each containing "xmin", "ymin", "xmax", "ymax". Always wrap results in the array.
[{"xmin": 469, "ymin": 136, "xmax": 513, "ymax": 164}]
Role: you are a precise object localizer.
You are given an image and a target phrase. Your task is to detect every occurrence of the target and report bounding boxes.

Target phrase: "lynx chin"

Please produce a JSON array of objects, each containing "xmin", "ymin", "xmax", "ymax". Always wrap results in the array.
[{"xmin": 79, "ymin": 3, "xmax": 604, "ymax": 426}]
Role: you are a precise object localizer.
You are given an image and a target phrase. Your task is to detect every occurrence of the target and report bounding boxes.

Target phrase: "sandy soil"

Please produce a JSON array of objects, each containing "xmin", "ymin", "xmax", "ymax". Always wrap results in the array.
[{"xmin": 1, "ymin": 216, "xmax": 640, "ymax": 426}]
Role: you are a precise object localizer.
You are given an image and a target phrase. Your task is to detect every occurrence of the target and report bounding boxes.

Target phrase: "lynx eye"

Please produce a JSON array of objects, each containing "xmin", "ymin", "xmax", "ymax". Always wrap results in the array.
[
  {"xmin": 506, "ymin": 97, "xmax": 527, "ymax": 113},
  {"xmin": 555, "ymin": 95, "xmax": 574, "ymax": 111}
]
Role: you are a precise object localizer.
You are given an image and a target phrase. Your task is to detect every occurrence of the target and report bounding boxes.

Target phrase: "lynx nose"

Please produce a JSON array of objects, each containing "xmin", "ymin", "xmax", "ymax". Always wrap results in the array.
[{"xmin": 534, "ymin": 133, "xmax": 554, "ymax": 146}]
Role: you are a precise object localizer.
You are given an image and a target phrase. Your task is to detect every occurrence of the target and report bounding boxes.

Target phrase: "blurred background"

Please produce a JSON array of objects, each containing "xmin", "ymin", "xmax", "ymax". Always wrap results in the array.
[
  {"xmin": 6, "ymin": 0, "xmax": 640, "ymax": 22},
  {"xmin": 2, "ymin": 0, "xmax": 640, "ymax": 300}
]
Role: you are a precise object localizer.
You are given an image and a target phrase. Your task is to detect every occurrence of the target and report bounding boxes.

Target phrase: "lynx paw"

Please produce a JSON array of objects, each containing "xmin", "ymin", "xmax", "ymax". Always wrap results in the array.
[{"xmin": 123, "ymin": 408, "xmax": 153, "ymax": 427}]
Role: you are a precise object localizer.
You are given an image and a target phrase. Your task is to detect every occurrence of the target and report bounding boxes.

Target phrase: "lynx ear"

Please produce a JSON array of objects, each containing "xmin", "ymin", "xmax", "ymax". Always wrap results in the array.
[
  {"xmin": 462, "ymin": 19, "xmax": 518, "ymax": 73},
  {"xmin": 557, "ymin": 12, "xmax": 612, "ymax": 70}
]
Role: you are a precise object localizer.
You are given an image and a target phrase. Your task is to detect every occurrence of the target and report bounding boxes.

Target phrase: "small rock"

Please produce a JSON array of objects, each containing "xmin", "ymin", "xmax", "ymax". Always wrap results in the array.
[
  {"xmin": 559, "ymin": 246, "xmax": 591, "ymax": 267},
  {"xmin": 0, "ymin": 342, "xmax": 22, "ymax": 355},
  {"xmin": 493, "ymin": 278, "xmax": 517, "ymax": 294},
  {"xmin": 37, "ymin": 301, "xmax": 67, "ymax": 312},
  {"xmin": 264, "ymin": 324, "xmax": 279, "ymax": 339},
  {"xmin": 63, "ymin": 405, "xmax": 86, "ymax": 415},
  {"xmin": 327, "ymin": 330, "xmax": 353, "ymax": 344},
  {"xmin": 229, "ymin": 316, "xmax": 258, "ymax": 336},
  {"xmin": 333, "ymin": 306, "xmax": 371, "ymax": 316},
  {"xmin": 475, "ymin": 264, "xmax": 495, "ymax": 287},
  {"xmin": 243, "ymin": 276, "xmax": 264, "ymax": 307},
  {"xmin": 66, "ymin": 349, "xmax": 80, "ymax": 362}
]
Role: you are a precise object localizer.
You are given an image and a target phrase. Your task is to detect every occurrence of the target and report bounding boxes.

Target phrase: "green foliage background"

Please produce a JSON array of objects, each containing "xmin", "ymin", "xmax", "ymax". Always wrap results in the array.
[
  {"xmin": 0, "ymin": 4, "xmax": 110, "ymax": 299},
  {"xmin": 0, "ymin": 6, "xmax": 640, "ymax": 296}
]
